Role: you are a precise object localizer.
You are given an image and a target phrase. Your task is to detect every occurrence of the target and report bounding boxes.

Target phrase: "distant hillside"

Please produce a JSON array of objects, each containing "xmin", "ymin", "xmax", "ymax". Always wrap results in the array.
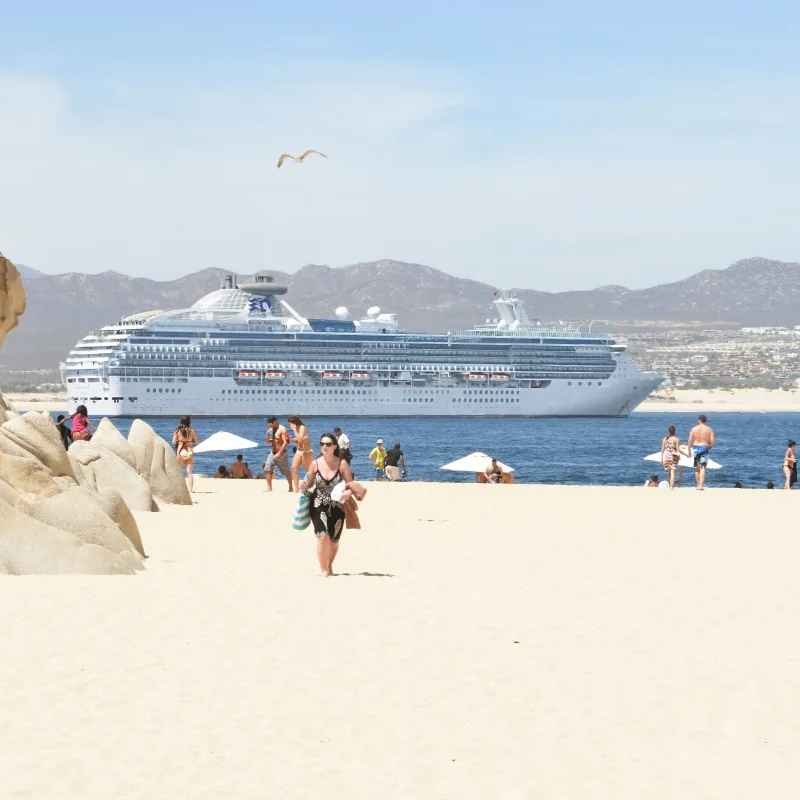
[
  {"xmin": 2, "ymin": 256, "xmax": 799, "ymax": 374},
  {"xmin": 17, "ymin": 264, "xmax": 46, "ymax": 280}
]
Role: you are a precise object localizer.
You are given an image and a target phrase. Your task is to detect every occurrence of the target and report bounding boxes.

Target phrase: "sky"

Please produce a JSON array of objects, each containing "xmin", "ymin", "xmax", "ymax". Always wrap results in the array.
[{"xmin": 1, "ymin": 1, "xmax": 799, "ymax": 291}]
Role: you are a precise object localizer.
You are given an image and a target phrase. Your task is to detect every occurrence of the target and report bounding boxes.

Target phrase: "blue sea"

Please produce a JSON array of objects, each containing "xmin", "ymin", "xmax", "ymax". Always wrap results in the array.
[{"xmin": 94, "ymin": 412, "xmax": 800, "ymax": 489}]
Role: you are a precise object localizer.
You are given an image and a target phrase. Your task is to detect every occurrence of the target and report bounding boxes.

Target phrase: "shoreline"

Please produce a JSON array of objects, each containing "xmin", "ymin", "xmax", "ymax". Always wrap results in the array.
[{"xmin": 5, "ymin": 389, "xmax": 800, "ymax": 415}]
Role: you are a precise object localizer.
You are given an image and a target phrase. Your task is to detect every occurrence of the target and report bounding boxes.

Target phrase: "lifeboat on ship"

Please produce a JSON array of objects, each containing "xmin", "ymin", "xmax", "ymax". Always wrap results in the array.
[
  {"xmin": 490, "ymin": 373, "xmax": 510, "ymax": 382},
  {"xmin": 468, "ymin": 373, "xmax": 487, "ymax": 382},
  {"xmin": 237, "ymin": 370, "xmax": 261, "ymax": 379},
  {"xmin": 263, "ymin": 370, "xmax": 287, "ymax": 380},
  {"xmin": 323, "ymin": 371, "xmax": 344, "ymax": 381},
  {"xmin": 350, "ymin": 371, "xmax": 372, "ymax": 380}
]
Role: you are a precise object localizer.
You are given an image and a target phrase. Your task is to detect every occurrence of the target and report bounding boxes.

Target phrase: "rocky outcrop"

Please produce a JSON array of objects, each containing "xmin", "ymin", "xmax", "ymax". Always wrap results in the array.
[
  {"xmin": 27, "ymin": 487, "xmax": 144, "ymax": 572},
  {"xmin": 91, "ymin": 417, "xmax": 137, "ymax": 470},
  {"xmin": 0, "ymin": 252, "xmax": 26, "ymax": 423},
  {"xmin": 0, "ymin": 495, "xmax": 136, "ymax": 575},
  {"xmin": 0, "ymin": 392, "xmax": 19, "ymax": 424},
  {"xmin": 0, "ymin": 411, "xmax": 77, "ymax": 480},
  {"xmin": 0, "ymin": 250, "xmax": 188, "ymax": 574},
  {"xmin": 95, "ymin": 487, "xmax": 147, "ymax": 557},
  {"xmin": 0, "ymin": 252, "xmax": 26, "ymax": 350},
  {"xmin": 68, "ymin": 440, "xmax": 156, "ymax": 512},
  {"xmin": 128, "ymin": 419, "xmax": 191, "ymax": 505}
]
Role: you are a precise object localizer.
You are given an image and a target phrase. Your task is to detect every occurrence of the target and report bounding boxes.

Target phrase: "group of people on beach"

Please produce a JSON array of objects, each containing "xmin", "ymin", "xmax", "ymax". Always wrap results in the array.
[
  {"xmin": 657, "ymin": 413, "xmax": 797, "ymax": 490},
  {"xmin": 169, "ymin": 414, "xmax": 366, "ymax": 577},
  {"xmin": 658, "ymin": 414, "xmax": 716, "ymax": 490}
]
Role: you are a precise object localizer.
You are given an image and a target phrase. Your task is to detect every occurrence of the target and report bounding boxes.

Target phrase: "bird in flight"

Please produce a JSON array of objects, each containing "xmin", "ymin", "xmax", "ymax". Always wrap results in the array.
[{"xmin": 277, "ymin": 150, "xmax": 328, "ymax": 168}]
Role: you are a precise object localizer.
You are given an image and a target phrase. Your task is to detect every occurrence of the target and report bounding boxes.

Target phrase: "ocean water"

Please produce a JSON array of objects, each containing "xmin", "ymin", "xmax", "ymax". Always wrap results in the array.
[{"xmin": 98, "ymin": 412, "xmax": 800, "ymax": 489}]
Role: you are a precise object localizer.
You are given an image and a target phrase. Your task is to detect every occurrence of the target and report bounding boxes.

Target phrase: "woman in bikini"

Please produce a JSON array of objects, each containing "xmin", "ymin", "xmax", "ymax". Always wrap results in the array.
[
  {"xmin": 298, "ymin": 433, "xmax": 354, "ymax": 577},
  {"xmin": 171, "ymin": 415, "xmax": 199, "ymax": 492},
  {"xmin": 660, "ymin": 425, "xmax": 681, "ymax": 490},
  {"xmin": 57, "ymin": 404, "xmax": 95, "ymax": 443},
  {"xmin": 782, "ymin": 439, "xmax": 797, "ymax": 490},
  {"xmin": 288, "ymin": 415, "xmax": 314, "ymax": 488}
]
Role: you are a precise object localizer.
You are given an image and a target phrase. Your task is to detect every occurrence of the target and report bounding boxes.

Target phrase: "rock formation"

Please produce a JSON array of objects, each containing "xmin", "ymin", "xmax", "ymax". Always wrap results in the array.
[
  {"xmin": 0, "ymin": 253, "xmax": 26, "ymax": 423},
  {"xmin": 0, "ymin": 251, "xmax": 188, "ymax": 575},
  {"xmin": 128, "ymin": 419, "xmax": 192, "ymax": 505},
  {"xmin": 0, "ymin": 252, "xmax": 26, "ymax": 351},
  {"xmin": 68, "ymin": 439, "xmax": 157, "ymax": 512}
]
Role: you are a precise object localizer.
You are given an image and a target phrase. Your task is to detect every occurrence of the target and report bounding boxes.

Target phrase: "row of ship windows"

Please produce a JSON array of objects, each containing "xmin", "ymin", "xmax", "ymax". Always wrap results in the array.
[
  {"xmin": 140, "ymin": 384, "xmax": 606, "ymax": 394},
  {"xmin": 218, "ymin": 388, "xmax": 524, "ymax": 396}
]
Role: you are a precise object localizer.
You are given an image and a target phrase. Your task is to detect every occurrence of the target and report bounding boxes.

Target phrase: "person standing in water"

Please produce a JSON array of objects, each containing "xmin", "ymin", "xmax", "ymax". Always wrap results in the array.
[
  {"xmin": 299, "ymin": 433, "xmax": 355, "ymax": 577},
  {"xmin": 288, "ymin": 415, "xmax": 314, "ymax": 488},
  {"xmin": 660, "ymin": 425, "xmax": 681, "ymax": 489},
  {"xmin": 782, "ymin": 439, "xmax": 797, "ymax": 490},
  {"xmin": 172, "ymin": 415, "xmax": 199, "ymax": 492},
  {"xmin": 687, "ymin": 414, "xmax": 715, "ymax": 491},
  {"xmin": 369, "ymin": 439, "xmax": 387, "ymax": 481}
]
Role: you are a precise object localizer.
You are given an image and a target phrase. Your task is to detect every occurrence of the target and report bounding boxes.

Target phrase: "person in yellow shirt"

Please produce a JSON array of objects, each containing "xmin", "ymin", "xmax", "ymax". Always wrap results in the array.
[{"xmin": 369, "ymin": 439, "xmax": 387, "ymax": 481}]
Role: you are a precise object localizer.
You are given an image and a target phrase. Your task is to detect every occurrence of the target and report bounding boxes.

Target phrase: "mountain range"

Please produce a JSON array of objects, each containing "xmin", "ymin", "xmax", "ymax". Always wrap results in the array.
[{"xmin": 1, "ymin": 256, "xmax": 799, "ymax": 376}]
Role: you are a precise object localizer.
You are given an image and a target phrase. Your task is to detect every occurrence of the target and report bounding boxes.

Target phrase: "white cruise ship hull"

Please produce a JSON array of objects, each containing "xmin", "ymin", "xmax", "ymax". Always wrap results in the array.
[
  {"xmin": 62, "ymin": 274, "xmax": 664, "ymax": 419},
  {"xmin": 67, "ymin": 371, "xmax": 662, "ymax": 418}
]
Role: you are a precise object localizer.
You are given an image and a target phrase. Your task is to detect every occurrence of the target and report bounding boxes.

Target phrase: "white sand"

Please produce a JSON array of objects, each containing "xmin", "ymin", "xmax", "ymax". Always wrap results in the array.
[
  {"xmin": 640, "ymin": 388, "xmax": 800, "ymax": 413},
  {"xmin": 4, "ymin": 393, "xmax": 68, "ymax": 412},
  {"xmin": 2, "ymin": 481, "xmax": 800, "ymax": 798}
]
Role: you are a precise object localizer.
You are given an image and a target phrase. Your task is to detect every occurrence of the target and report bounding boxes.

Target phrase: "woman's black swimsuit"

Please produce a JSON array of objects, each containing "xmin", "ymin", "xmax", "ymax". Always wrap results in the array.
[{"xmin": 310, "ymin": 458, "xmax": 346, "ymax": 542}]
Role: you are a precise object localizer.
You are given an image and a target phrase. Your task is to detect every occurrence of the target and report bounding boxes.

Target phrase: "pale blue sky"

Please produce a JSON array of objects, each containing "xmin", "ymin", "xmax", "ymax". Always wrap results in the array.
[{"xmin": 1, "ymin": 1, "xmax": 798, "ymax": 290}]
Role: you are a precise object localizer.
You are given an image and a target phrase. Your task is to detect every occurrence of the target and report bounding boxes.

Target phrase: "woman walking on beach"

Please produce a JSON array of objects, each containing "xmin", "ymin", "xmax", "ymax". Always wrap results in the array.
[
  {"xmin": 660, "ymin": 425, "xmax": 681, "ymax": 489},
  {"xmin": 299, "ymin": 432, "xmax": 354, "ymax": 578},
  {"xmin": 782, "ymin": 439, "xmax": 797, "ymax": 490},
  {"xmin": 172, "ymin": 415, "xmax": 199, "ymax": 492},
  {"xmin": 288, "ymin": 415, "xmax": 314, "ymax": 488}
]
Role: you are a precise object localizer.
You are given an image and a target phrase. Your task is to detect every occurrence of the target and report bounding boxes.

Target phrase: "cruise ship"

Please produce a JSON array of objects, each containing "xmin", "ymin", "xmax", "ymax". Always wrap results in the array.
[{"xmin": 61, "ymin": 273, "xmax": 663, "ymax": 417}]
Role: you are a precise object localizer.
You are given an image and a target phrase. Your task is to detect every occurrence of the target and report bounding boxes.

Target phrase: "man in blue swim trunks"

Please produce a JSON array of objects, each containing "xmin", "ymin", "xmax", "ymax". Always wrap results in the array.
[{"xmin": 687, "ymin": 414, "xmax": 716, "ymax": 490}]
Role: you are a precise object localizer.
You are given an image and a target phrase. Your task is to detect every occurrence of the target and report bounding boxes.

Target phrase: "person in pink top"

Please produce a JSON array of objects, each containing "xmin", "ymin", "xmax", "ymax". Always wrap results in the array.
[{"xmin": 58, "ymin": 405, "xmax": 95, "ymax": 443}]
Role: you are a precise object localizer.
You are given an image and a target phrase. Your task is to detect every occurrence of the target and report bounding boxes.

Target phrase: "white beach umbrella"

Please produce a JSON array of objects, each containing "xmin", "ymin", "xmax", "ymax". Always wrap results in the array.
[
  {"xmin": 643, "ymin": 448, "xmax": 722, "ymax": 470},
  {"xmin": 441, "ymin": 451, "xmax": 515, "ymax": 473},
  {"xmin": 193, "ymin": 431, "xmax": 259, "ymax": 465}
]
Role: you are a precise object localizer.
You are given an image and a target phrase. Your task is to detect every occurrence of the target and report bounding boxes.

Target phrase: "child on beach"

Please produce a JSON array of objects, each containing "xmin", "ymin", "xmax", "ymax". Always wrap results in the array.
[{"xmin": 58, "ymin": 405, "xmax": 94, "ymax": 443}]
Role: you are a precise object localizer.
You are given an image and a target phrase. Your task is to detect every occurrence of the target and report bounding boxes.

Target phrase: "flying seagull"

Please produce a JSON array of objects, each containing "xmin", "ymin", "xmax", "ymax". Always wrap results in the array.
[{"xmin": 277, "ymin": 149, "xmax": 328, "ymax": 168}]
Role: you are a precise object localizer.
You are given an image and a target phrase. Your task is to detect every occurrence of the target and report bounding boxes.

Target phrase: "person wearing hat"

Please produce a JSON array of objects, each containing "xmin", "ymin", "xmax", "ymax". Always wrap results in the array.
[{"xmin": 369, "ymin": 439, "xmax": 387, "ymax": 481}]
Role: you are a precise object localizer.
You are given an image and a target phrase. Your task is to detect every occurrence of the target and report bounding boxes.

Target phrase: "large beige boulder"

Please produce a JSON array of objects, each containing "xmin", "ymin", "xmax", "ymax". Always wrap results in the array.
[
  {"xmin": 95, "ymin": 487, "xmax": 147, "ymax": 557},
  {"xmin": 27, "ymin": 487, "xmax": 145, "ymax": 572},
  {"xmin": 68, "ymin": 440, "xmax": 156, "ymax": 512},
  {"xmin": 0, "ymin": 391, "xmax": 19, "ymax": 423},
  {"xmin": 0, "ymin": 412, "xmax": 77, "ymax": 480},
  {"xmin": 0, "ymin": 495, "xmax": 136, "ymax": 575},
  {"xmin": 91, "ymin": 418, "xmax": 137, "ymax": 470},
  {"xmin": 128, "ymin": 419, "xmax": 191, "ymax": 505},
  {"xmin": 0, "ymin": 452, "xmax": 62, "ymax": 503},
  {"xmin": 0, "ymin": 252, "xmax": 26, "ymax": 351}
]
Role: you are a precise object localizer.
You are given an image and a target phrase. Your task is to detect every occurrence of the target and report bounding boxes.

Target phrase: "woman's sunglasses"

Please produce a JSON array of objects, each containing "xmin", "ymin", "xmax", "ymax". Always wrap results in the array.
[{"xmin": 320, "ymin": 441, "xmax": 335, "ymax": 447}]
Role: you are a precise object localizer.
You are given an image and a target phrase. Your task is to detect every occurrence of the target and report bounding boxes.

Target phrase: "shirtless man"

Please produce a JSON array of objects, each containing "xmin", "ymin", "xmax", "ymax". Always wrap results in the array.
[
  {"xmin": 484, "ymin": 459, "xmax": 503, "ymax": 484},
  {"xmin": 264, "ymin": 416, "xmax": 293, "ymax": 492},
  {"xmin": 687, "ymin": 414, "xmax": 716, "ymax": 490},
  {"xmin": 230, "ymin": 454, "xmax": 248, "ymax": 479}
]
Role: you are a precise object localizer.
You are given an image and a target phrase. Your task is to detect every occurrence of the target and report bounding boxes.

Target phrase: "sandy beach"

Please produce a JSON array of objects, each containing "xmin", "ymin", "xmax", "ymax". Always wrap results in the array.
[
  {"xmin": 2, "ymin": 480, "xmax": 799, "ymax": 797},
  {"xmin": 640, "ymin": 388, "xmax": 800, "ymax": 413},
  {"xmin": 4, "ymin": 392, "xmax": 69, "ymax": 413}
]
